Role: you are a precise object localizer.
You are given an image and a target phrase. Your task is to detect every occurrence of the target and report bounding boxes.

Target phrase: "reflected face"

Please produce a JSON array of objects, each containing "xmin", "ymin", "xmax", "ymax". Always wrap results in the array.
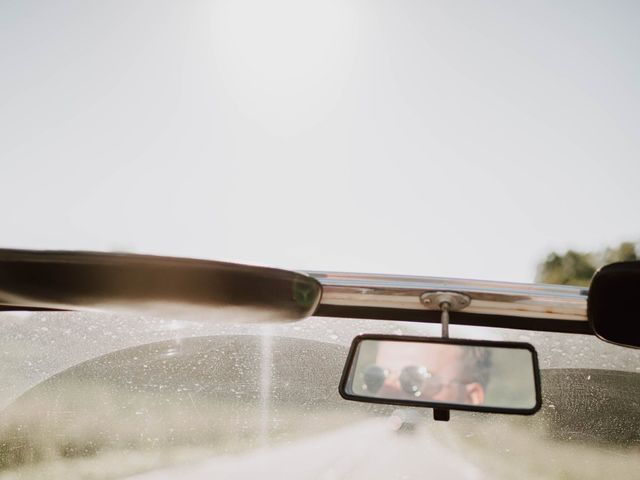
[{"xmin": 372, "ymin": 342, "xmax": 485, "ymax": 405}]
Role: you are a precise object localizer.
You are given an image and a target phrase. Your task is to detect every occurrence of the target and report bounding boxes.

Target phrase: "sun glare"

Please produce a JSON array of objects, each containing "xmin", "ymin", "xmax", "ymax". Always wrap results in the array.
[{"xmin": 210, "ymin": 0, "xmax": 361, "ymax": 135}]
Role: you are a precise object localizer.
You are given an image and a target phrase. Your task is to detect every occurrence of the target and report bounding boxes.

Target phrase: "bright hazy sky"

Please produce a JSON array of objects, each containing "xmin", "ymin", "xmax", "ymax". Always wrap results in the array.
[{"xmin": 1, "ymin": 0, "xmax": 639, "ymax": 282}]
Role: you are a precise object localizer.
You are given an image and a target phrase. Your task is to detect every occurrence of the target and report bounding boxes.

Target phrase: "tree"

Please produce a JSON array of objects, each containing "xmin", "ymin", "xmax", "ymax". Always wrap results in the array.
[{"xmin": 536, "ymin": 241, "xmax": 638, "ymax": 286}]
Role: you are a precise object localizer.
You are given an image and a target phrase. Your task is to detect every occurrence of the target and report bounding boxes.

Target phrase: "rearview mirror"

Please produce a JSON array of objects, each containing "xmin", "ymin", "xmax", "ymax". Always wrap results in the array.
[
  {"xmin": 340, "ymin": 335, "xmax": 541, "ymax": 415},
  {"xmin": 588, "ymin": 261, "xmax": 640, "ymax": 349}
]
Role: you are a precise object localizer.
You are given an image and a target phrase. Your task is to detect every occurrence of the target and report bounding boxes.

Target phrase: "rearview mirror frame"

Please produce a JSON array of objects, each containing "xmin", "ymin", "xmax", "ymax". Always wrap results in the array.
[{"xmin": 339, "ymin": 334, "xmax": 542, "ymax": 415}]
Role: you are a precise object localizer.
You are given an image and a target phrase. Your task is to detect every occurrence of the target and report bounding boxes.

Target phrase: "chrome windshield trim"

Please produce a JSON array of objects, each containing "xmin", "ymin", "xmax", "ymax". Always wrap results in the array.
[
  {"xmin": 305, "ymin": 271, "xmax": 588, "ymax": 322},
  {"xmin": 0, "ymin": 248, "xmax": 589, "ymax": 327}
]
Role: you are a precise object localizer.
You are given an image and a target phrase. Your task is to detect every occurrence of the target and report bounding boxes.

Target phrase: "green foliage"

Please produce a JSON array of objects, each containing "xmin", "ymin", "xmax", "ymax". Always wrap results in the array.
[{"xmin": 536, "ymin": 241, "xmax": 639, "ymax": 286}]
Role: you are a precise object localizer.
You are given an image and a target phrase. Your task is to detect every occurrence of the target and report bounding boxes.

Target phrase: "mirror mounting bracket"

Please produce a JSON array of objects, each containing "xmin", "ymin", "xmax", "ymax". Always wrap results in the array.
[
  {"xmin": 420, "ymin": 292, "xmax": 471, "ymax": 338},
  {"xmin": 420, "ymin": 292, "xmax": 471, "ymax": 422}
]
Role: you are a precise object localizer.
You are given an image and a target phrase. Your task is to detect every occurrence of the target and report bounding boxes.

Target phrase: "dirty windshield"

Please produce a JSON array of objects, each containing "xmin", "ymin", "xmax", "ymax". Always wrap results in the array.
[{"xmin": 0, "ymin": 311, "xmax": 638, "ymax": 479}]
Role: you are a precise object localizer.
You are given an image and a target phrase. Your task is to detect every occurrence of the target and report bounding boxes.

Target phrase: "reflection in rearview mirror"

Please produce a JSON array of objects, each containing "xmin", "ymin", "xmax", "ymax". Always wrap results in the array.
[{"xmin": 340, "ymin": 335, "xmax": 541, "ymax": 414}]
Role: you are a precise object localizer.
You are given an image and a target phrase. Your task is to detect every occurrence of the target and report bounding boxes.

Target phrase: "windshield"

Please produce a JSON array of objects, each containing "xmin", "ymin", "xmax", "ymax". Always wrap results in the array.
[{"xmin": 0, "ymin": 311, "xmax": 638, "ymax": 479}]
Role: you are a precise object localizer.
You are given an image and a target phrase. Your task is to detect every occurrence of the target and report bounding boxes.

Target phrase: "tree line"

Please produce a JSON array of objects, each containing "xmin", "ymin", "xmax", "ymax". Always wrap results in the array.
[{"xmin": 536, "ymin": 241, "xmax": 638, "ymax": 286}]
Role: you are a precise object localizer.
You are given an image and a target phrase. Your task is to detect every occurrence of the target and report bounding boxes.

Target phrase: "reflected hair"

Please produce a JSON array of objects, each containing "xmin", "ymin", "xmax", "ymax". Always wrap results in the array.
[{"xmin": 459, "ymin": 346, "xmax": 492, "ymax": 388}]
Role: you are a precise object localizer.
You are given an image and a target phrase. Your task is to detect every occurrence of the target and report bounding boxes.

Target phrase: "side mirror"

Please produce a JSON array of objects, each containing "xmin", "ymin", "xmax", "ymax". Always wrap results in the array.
[
  {"xmin": 588, "ymin": 261, "xmax": 640, "ymax": 349},
  {"xmin": 339, "ymin": 334, "xmax": 542, "ymax": 415}
]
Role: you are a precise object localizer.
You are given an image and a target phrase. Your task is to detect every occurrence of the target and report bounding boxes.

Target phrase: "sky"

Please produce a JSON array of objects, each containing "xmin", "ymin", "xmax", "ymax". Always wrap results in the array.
[{"xmin": 1, "ymin": 0, "xmax": 639, "ymax": 282}]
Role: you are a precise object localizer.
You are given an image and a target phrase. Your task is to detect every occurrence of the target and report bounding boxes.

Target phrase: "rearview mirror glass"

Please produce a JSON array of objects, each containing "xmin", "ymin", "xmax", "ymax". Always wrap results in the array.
[
  {"xmin": 340, "ymin": 335, "xmax": 541, "ymax": 414},
  {"xmin": 588, "ymin": 261, "xmax": 640, "ymax": 349}
]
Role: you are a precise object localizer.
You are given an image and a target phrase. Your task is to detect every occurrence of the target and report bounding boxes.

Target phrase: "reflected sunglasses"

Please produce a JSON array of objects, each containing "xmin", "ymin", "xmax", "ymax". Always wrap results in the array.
[{"xmin": 363, "ymin": 365, "xmax": 463, "ymax": 398}]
